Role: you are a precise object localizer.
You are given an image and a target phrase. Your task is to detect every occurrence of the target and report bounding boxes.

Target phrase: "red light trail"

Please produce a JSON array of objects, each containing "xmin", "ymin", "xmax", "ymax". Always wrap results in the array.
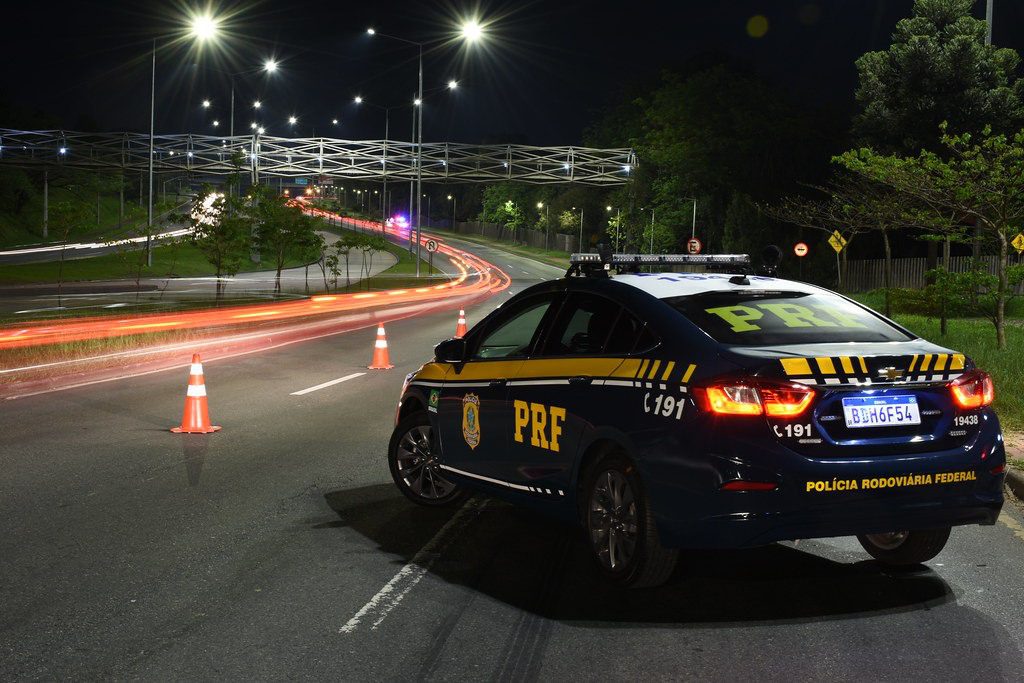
[{"xmin": 0, "ymin": 207, "xmax": 511, "ymax": 351}]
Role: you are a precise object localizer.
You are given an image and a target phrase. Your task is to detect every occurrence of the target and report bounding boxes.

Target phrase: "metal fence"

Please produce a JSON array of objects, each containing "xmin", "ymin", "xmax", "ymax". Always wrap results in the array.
[
  {"xmin": 0, "ymin": 129, "xmax": 636, "ymax": 186},
  {"xmin": 846, "ymin": 255, "xmax": 1024, "ymax": 292}
]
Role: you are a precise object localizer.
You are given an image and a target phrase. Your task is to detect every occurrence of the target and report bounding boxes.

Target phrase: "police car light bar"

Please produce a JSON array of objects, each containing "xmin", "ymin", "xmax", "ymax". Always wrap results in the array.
[
  {"xmin": 569, "ymin": 253, "xmax": 751, "ymax": 267},
  {"xmin": 567, "ymin": 252, "xmax": 752, "ymax": 277}
]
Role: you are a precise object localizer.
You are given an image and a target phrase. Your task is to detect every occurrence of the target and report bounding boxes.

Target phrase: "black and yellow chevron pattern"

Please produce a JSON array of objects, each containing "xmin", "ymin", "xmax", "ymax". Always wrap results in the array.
[{"xmin": 779, "ymin": 353, "xmax": 965, "ymax": 386}]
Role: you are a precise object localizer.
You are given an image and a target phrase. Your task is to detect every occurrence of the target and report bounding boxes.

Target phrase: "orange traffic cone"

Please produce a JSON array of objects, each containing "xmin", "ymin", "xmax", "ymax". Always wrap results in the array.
[
  {"xmin": 368, "ymin": 324, "xmax": 394, "ymax": 369},
  {"xmin": 171, "ymin": 354, "xmax": 222, "ymax": 434},
  {"xmin": 455, "ymin": 309, "xmax": 468, "ymax": 338}
]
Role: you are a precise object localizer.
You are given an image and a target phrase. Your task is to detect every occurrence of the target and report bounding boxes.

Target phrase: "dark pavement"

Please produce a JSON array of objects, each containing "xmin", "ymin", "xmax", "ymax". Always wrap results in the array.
[{"xmin": 2, "ymin": 240, "xmax": 1024, "ymax": 680}]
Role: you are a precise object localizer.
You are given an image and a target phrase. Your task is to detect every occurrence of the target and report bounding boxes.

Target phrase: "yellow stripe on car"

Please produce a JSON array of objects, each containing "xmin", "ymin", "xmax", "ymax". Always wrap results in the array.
[{"xmin": 781, "ymin": 357, "xmax": 812, "ymax": 376}]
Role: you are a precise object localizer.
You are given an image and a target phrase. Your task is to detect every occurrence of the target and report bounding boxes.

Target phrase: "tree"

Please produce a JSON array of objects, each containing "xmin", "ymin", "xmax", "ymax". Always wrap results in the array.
[
  {"xmin": 299, "ymin": 230, "xmax": 326, "ymax": 294},
  {"xmin": 189, "ymin": 186, "xmax": 250, "ymax": 299},
  {"xmin": 49, "ymin": 200, "xmax": 91, "ymax": 309},
  {"xmin": 360, "ymin": 234, "xmax": 389, "ymax": 283},
  {"xmin": 837, "ymin": 125, "xmax": 1024, "ymax": 348},
  {"xmin": 855, "ymin": 0, "xmax": 1024, "ymax": 154},
  {"xmin": 767, "ymin": 174, "xmax": 957, "ymax": 312},
  {"xmin": 251, "ymin": 186, "xmax": 315, "ymax": 293},
  {"xmin": 334, "ymin": 231, "xmax": 363, "ymax": 289},
  {"xmin": 479, "ymin": 183, "xmax": 529, "ymax": 235}
]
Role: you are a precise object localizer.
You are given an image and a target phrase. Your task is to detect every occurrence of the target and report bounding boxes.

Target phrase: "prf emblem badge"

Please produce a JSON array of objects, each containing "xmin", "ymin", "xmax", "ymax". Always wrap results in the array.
[{"xmin": 462, "ymin": 393, "xmax": 481, "ymax": 449}]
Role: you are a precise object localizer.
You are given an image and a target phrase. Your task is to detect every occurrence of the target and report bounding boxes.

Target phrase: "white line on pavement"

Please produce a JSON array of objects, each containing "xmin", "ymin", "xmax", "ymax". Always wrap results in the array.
[
  {"xmin": 290, "ymin": 372, "xmax": 365, "ymax": 396},
  {"xmin": 339, "ymin": 497, "xmax": 487, "ymax": 634}
]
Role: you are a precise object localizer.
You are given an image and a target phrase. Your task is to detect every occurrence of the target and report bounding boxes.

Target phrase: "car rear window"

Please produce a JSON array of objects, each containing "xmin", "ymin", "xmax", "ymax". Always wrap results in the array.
[{"xmin": 665, "ymin": 291, "xmax": 914, "ymax": 345}]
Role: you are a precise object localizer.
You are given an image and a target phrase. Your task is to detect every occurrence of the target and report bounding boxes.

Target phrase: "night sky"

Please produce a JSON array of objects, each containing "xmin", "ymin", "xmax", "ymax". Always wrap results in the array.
[{"xmin": 4, "ymin": 1, "xmax": 1024, "ymax": 146}]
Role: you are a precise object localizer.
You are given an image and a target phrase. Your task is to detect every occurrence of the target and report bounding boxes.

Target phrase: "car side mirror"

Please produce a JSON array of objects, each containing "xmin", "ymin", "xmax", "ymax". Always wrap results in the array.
[{"xmin": 434, "ymin": 338, "xmax": 467, "ymax": 363}]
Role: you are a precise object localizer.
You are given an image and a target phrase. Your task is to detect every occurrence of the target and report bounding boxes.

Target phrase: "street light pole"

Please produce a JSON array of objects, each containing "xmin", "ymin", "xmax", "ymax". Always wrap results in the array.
[
  {"xmin": 415, "ymin": 44, "xmax": 423, "ymax": 277},
  {"xmin": 649, "ymin": 208, "xmax": 655, "ymax": 253},
  {"xmin": 577, "ymin": 207, "xmax": 584, "ymax": 252},
  {"xmin": 986, "ymin": 0, "xmax": 994, "ymax": 46},
  {"xmin": 147, "ymin": 38, "xmax": 156, "ymax": 267}
]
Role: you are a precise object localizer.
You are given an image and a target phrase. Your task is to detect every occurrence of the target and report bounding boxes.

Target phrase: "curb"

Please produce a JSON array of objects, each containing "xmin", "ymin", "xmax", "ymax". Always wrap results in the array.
[{"xmin": 1006, "ymin": 468, "xmax": 1024, "ymax": 503}]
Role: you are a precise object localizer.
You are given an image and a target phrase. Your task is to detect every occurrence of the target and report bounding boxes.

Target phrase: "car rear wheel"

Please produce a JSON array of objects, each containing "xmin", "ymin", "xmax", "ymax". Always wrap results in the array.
[
  {"xmin": 857, "ymin": 527, "xmax": 951, "ymax": 566},
  {"xmin": 584, "ymin": 452, "xmax": 678, "ymax": 588},
  {"xmin": 388, "ymin": 411, "xmax": 467, "ymax": 507}
]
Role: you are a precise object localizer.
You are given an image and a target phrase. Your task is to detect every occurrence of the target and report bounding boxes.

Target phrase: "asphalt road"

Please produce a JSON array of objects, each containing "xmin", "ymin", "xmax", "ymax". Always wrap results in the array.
[{"xmin": 3, "ymin": 240, "xmax": 1024, "ymax": 680}]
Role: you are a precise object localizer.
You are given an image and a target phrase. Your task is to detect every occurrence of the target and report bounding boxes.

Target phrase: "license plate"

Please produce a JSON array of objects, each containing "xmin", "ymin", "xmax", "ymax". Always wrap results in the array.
[{"xmin": 842, "ymin": 395, "xmax": 921, "ymax": 429}]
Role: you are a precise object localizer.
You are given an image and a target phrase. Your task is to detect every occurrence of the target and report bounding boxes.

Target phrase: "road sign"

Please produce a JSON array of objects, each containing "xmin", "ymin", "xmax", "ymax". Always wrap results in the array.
[
  {"xmin": 1013, "ymin": 233, "xmax": 1024, "ymax": 254},
  {"xmin": 794, "ymin": 242, "xmax": 809, "ymax": 258},
  {"xmin": 687, "ymin": 237, "xmax": 703, "ymax": 255},
  {"xmin": 294, "ymin": 177, "xmax": 308, "ymax": 186},
  {"xmin": 828, "ymin": 230, "xmax": 847, "ymax": 254},
  {"xmin": 425, "ymin": 239, "xmax": 439, "ymax": 253}
]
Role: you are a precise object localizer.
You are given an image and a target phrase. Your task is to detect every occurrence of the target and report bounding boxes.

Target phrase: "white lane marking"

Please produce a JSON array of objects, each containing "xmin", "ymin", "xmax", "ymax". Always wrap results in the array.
[
  {"xmin": 521, "ymin": 269, "xmax": 531, "ymax": 275},
  {"xmin": 290, "ymin": 372, "xmax": 365, "ymax": 396},
  {"xmin": 339, "ymin": 498, "xmax": 486, "ymax": 634}
]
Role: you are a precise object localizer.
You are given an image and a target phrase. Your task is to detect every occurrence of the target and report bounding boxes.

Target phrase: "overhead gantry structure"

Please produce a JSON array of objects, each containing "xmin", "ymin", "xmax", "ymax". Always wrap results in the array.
[{"xmin": 0, "ymin": 129, "xmax": 637, "ymax": 186}]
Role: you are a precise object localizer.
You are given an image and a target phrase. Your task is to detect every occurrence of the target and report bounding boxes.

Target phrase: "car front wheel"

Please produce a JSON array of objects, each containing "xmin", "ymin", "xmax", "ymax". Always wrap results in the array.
[
  {"xmin": 388, "ymin": 411, "xmax": 467, "ymax": 507},
  {"xmin": 584, "ymin": 452, "xmax": 678, "ymax": 588},
  {"xmin": 857, "ymin": 527, "xmax": 951, "ymax": 566}
]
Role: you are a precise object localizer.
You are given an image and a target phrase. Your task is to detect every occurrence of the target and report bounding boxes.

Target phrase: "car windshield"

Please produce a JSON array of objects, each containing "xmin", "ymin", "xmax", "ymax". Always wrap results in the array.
[{"xmin": 665, "ymin": 290, "xmax": 914, "ymax": 346}]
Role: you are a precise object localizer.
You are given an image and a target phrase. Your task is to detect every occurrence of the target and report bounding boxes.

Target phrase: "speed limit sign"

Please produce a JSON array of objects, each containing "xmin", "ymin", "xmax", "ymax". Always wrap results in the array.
[
  {"xmin": 425, "ymin": 239, "xmax": 438, "ymax": 253},
  {"xmin": 686, "ymin": 238, "xmax": 702, "ymax": 255}
]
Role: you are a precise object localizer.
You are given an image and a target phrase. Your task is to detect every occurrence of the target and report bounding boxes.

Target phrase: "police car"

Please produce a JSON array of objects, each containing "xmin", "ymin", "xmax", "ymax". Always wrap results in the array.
[{"xmin": 387, "ymin": 252, "xmax": 1005, "ymax": 587}]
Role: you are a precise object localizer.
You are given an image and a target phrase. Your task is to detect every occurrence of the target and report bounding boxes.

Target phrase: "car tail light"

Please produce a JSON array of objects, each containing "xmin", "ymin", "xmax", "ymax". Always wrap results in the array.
[
  {"xmin": 704, "ymin": 385, "xmax": 763, "ymax": 415},
  {"xmin": 698, "ymin": 380, "xmax": 816, "ymax": 418},
  {"xmin": 949, "ymin": 370, "xmax": 994, "ymax": 410},
  {"xmin": 760, "ymin": 385, "xmax": 815, "ymax": 417}
]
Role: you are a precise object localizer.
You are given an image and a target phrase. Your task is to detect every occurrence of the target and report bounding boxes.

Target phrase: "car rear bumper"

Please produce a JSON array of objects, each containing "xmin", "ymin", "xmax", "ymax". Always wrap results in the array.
[
  {"xmin": 645, "ymin": 418, "xmax": 1006, "ymax": 549},
  {"xmin": 658, "ymin": 487, "xmax": 1003, "ymax": 548}
]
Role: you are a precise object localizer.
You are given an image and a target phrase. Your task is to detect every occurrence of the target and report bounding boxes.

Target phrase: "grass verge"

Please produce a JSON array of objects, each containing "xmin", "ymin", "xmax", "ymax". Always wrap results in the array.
[
  {"xmin": 864, "ymin": 313, "xmax": 1024, "ymax": 431},
  {"xmin": 428, "ymin": 228, "xmax": 570, "ymax": 269}
]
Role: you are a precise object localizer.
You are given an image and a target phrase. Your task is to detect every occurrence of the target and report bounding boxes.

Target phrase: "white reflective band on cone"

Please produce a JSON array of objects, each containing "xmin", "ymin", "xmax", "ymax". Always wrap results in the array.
[
  {"xmin": 186, "ymin": 384, "xmax": 207, "ymax": 397},
  {"xmin": 377, "ymin": 327, "xmax": 386, "ymax": 334},
  {"xmin": 375, "ymin": 340, "xmax": 388, "ymax": 348},
  {"xmin": 190, "ymin": 364, "xmax": 204, "ymax": 376}
]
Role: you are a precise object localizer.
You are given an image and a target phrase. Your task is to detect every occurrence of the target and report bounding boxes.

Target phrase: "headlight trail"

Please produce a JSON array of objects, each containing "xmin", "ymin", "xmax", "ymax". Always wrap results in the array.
[{"xmin": 0, "ymin": 207, "xmax": 510, "ymax": 351}]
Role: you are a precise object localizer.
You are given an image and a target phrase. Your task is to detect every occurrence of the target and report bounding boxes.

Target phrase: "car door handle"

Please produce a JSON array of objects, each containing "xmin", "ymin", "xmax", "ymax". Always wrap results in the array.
[
  {"xmin": 569, "ymin": 376, "xmax": 592, "ymax": 386},
  {"xmin": 489, "ymin": 378, "xmax": 508, "ymax": 387}
]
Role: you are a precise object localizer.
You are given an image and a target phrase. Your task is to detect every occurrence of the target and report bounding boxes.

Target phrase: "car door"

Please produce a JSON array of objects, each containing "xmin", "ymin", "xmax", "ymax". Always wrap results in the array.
[
  {"xmin": 436, "ymin": 292, "xmax": 561, "ymax": 484},
  {"xmin": 504, "ymin": 292, "xmax": 643, "ymax": 496}
]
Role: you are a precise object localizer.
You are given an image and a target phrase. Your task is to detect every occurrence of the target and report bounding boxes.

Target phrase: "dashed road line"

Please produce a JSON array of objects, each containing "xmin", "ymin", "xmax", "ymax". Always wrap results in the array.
[
  {"xmin": 290, "ymin": 372, "xmax": 365, "ymax": 396},
  {"xmin": 339, "ymin": 497, "xmax": 487, "ymax": 634}
]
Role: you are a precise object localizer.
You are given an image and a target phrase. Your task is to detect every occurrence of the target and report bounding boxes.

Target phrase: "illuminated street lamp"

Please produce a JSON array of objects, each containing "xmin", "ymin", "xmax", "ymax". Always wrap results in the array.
[
  {"xmin": 264, "ymin": 59, "xmax": 278, "ymax": 73},
  {"xmin": 332, "ymin": 118, "xmax": 339, "ymax": 125},
  {"xmin": 202, "ymin": 99, "xmax": 211, "ymax": 108},
  {"xmin": 145, "ymin": 12, "xmax": 220, "ymax": 266},
  {"xmin": 288, "ymin": 116, "xmax": 298, "ymax": 125},
  {"xmin": 461, "ymin": 20, "xmax": 483, "ymax": 42},
  {"xmin": 368, "ymin": 21, "xmax": 484, "ymax": 276},
  {"xmin": 447, "ymin": 79, "xmax": 458, "ymax": 90},
  {"xmin": 253, "ymin": 100, "xmax": 262, "ymax": 109},
  {"xmin": 212, "ymin": 119, "xmax": 219, "ymax": 127}
]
